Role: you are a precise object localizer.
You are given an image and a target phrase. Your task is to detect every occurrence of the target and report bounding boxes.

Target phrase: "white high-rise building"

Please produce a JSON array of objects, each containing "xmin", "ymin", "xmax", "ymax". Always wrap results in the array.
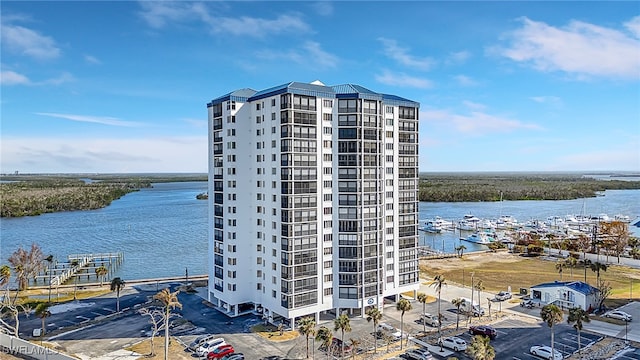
[{"xmin": 206, "ymin": 81, "xmax": 420, "ymax": 327}]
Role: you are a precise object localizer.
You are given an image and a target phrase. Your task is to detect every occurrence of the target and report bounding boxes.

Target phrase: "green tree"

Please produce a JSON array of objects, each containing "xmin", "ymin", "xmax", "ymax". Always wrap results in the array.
[
  {"xmin": 365, "ymin": 307, "xmax": 382, "ymax": 353},
  {"xmin": 417, "ymin": 292, "xmax": 429, "ymax": 333},
  {"xmin": 567, "ymin": 307, "xmax": 590, "ymax": 354},
  {"xmin": 582, "ymin": 259, "xmax": 592, "ymax": 283},
  {"xmin": 474, "ymin": 279, "xmax": 485, "ymax": 313},
  {"xmin": 0, "ymin": 265, "xmax": 10, "ymax": 291},
  {"xmin": 298, "ymin": 316, "xmax": 316, "ymax": 359},
  {"xmin": 349, "ymin": 338, "xmax": 360, "ymax": 360},
  {"xmin": 565, "ymin": 256, "xmax": 578, "ymax": 278},
  {"xmin": 95, "ymin": 265, "xmax": 108, "ymax": 286},
  {"xmin": 590, "ymin": 262, "xmax": 607, "ymax": 287},
  {"xmin": 396, "ymin": 298, "xmax": 412, "ymax": 350},
  {"xmin": 110, "ymin": 277, "xmax": 126, "ymax": 312},
  {"xmin": 455, "ymin": 244, "xmax": 467, "ymax": 258},
  {"xmin": 315, "ymin": 326, "xmax": 333, "ymax": 359},
  {"xmin": 154, "ymin": 288, "xmax": 182, "ymax": 360},
  {"xmin": 334, "ymin": 314, "xmax": 351, "ymax": 359},
  {"xmin": 555, "ymin": 260, "xmax": 565, "ymax": 281},
  {"xmin": 540, "ymin": 304, "xmax": 563, "ymax": 360},
  {"xmin": 34, "ymin": 302, "xmax": 51, "ymax": 342},
  {"xmin": 430, "ymin": 275, "xmax": 446, "ymax": 341},
  {"xmin": 466, "ymin": 334, "xmax": 495, "ymax": 360},
  {"xmin": 452, "ymin": 297, "xmax": 464, "ymax": 330}
]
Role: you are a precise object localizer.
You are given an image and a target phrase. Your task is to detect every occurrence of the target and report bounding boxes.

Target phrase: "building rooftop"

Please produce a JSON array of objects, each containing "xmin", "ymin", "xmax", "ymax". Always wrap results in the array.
[{"xmin": 531, "ymin": 280, "xmax": 599, "ymax": 295}]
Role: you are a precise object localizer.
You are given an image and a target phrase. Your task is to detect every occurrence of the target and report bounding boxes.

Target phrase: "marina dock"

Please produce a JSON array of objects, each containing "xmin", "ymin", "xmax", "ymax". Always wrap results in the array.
[{"xmin": 31, "ymin": 252, "xmax": 123, "ymax": 288}]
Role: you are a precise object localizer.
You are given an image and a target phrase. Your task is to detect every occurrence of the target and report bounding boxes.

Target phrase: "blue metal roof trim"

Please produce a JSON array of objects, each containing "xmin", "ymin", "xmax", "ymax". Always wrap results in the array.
[
  {"xmin": 382, "ymin": 93, "xmax": 420, "ymax": 108},
  {"xmin": 249, "ymin": 82, "xmax": 335, "ymax": 101},
  {"xmin": 531, "ymin": 281, "xmax": 598, "ymax": 294},
  {"xmin": 332, "ymin": 84, "xmax": 382, "ymax": 101},
  {"xmin": 209, "ymin": 88, "xmax": 256, "ymax": 105}
]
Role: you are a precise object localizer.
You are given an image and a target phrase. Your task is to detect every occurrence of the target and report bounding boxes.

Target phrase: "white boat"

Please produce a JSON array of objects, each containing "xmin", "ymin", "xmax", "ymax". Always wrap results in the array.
[
  {"xmin": 461, "ymin": 232, "xmax": 494, "ymax": 245},
  {"xmin": 496, "ymin": 215, "xmax": 519, "ymax": 229},
  {"xmin": 421, "ymin": 217, "xmax": 455, "ymax": 233},
  {"xmin": 458, "ymin": 214, "xmax": 481, "ymax": 230}
]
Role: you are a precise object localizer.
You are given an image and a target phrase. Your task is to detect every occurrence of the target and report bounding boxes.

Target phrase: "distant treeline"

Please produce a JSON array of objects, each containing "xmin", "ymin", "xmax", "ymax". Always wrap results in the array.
[
  {"xmin": 419, "ymin": 173, "xmax": 640, "ymax": 202},
  {"xmin": 0, "ymin": 177, "xmax": 153, "ymax": 217}
]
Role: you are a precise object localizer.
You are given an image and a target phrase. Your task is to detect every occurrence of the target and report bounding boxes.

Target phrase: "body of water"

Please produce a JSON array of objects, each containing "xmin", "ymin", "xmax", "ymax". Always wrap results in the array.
[
  {"xmin": 1, "ymin": 183, "xmax": 638, "ymax": 281},
  {"xmin": 0, "ymin": 182, "xmax": 208, "ymax": 281}
]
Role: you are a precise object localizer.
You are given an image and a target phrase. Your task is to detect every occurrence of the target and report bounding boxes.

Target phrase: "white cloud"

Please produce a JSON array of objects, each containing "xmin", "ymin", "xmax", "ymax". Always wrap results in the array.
[
  {"xmin": 255, "ymin": 41, "xmax": 338, "ymax": 68},
  {"xmin": 462, "ymin": 101, "xmax": 486, "ymax": 111},
  {"xmin": 1, "ymin": 70, "xmax": 31, "ymax": 85},
  {"xmin": 421, "ymin": 107, "xmax": 543, "ymax": 135},
  {"xmin": 36, "ymin": 113, "xmax": 146, "ymax": 127},
  {"xmin": 311, "ymin": 2, "xmax": 333, "ymax": 16},
  {"xmin": 453, "ymin": 75, "xmax": 478, "ymax": 87},
  {"xmin": 494, "ymin": 16, "xmax": 640, "ymax": 79},
  {"xmin": 530, "ymin": 96, "xmax": 562, "ymax": 106},
  {"xmin": 138, "ymin": 2, "xmax": 310, "ymax": 37},
  {"xmin": 378, "ymin": 38, "xmax": 435, "ymax": 71},
  {"xmin": 84, "ymin": 54, "xmax": 101, "ymax": 64},
  {"xmin": 1, "ymin": 24, "xmax": 61, "ymax": 60},
  {"xmin": 625, "ymin": 16, "xmax": 640, "ymax": 38},
  {"xmin": 375, "ymin": 70, "xmax": 433, "ymax": 89},
  {"xmin": 0, "ymin": 136, "xmax": 208, "ymax": 173},
  {"xmin": 446, "ymin": 51, "xmax": 471, "ymax": 65}
]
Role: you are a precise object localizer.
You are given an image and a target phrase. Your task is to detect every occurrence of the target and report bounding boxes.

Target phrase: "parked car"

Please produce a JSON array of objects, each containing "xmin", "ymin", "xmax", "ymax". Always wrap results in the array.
[
  {"xmin": 195, "ymin": 338, "xmax": 226, "ymax": 357},
  {"xmin": 529, "ymin": 345, "xmax": 563, "ymax": 360},
  {"xmin": 188, "ymin": 334, "xmax": 218, "ymax": 352},
  {"xmin": 403, "ymin": 348, "xmax": 434, "ymax": 360},
  {"xmin": 437, "ymin": 336, "xmax": 467, "ymax": 351},
  {"xmin": 421, "ymin": 313, "xmax": 440, "ymax": 327},
  {"xmin": 221, "ymin": 354, "xmax": 244, "ymax": 360},
  {"xmin": 494, "ymin": 291, "xmax": 512, "ymax": 301},
  {"xmin": 521, "ymin": 299, "xmax": 535, "ymax": 308},
  {"xmin": 377, "ymin": 323, "xmax": 404, "ymax": 340},
  {"xmin": 207, "ymin": 345, "xmax": 235, "ymax": 360},
  {"xmin": 469, "ymin": 325, "xmax": 497, "ymax": 339},
  {"xmin": 604, "ymin": 310, "xmax": 632, "ymax": 321}
]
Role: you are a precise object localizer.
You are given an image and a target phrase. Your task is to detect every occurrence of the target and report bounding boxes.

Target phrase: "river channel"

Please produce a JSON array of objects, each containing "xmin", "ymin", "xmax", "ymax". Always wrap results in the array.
[{"xmin": 0, "ymin": 182, "xmax": 638, "ymax": 281}]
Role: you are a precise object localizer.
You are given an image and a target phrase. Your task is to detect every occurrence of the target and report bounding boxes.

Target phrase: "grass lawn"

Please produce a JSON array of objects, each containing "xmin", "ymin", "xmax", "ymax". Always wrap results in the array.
[{"xmin": 419, "ymin": 251, "xmax": 640, "ymax": 302}]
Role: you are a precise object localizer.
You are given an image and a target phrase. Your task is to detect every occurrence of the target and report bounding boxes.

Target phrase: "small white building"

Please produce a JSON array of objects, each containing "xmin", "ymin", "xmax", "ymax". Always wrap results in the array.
[{"xmin": 530, "ymin": 281, "xmax": 599, "ymax": 312}]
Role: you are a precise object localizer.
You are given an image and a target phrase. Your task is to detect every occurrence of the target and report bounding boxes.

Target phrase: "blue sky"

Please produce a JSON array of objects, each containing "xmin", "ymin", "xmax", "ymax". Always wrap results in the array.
[{"xmin": 1, "ymin": 1, "xmax": 639, "ymax": 174}]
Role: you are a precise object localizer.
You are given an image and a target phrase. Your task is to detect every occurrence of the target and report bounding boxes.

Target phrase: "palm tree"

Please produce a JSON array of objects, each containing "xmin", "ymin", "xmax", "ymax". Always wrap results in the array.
[
  {"xmin": 540, "ymin": 304, "xmax": 563, "ymax": 360},
  {"xmin": 70, "ymin": 260, "xmax": 80, "ymax": 300},
  {"xmin": 34, "ymin": 302, "xmax": 51, "ymax": 342},
  {"xmin": 315, "ymin": 326, "xmax": 333, "ymax": 359},
  {"xmin": 333, "ymin": 314, "xmax": 351, "ymax": 359},
  {"xmin": 0, "ymin": 265, "xmax": 11, "ymax": 291},
  {"xmin": 110, "ymin": 277, "xmax": 126, "ymax": 312},
  {"xmin": 555, "ymin": 260, "xmax": 565, "ymax": 281},
  {"xmin": 365, "ymin": 307, "xmax": 382, "ymax": 353},
  {"xmin": 154, "ymin": 288, "xmax": 182, "ymax": 360},
  {"xmin": 466, "ymin": 334, "xmax": 495, "ymax": 360},
  {"xmin": 396, "ymin": 298, "xmax": 412, "ymax": 350},
  {"xmin": 417, "ymin": 292, "xmax": 429, "ymax": 333},
  {"xmin": 565, "ymin": 257, "xmax": 578, "ymax": 278},
  {"xmin": 582, "ymin": 259, "xmax": 592, "ymax": 283},
  {"xmin": 452, "ymin": 297, "xmax": 464, "ymax": 330},
  {"xmin": 474, "ymin": 279, "xmax": 485, "ymax": 312},
  {"xmin": 430, "ymin": 275, "xmax": 446, "ymax": 341},
  {"xmin": 95, "ymin": 265, "xmax": 108, "ymax": 286},
  {"xmin": 567, "ymin": 307, "xmax": 590, "ymax": 354},
  {"xmin": 590, "ymin": 262, "xmax": 607, "ymax": 287},
  {"xmin": 297, "ymin": 316, "xmax": 316, "ymax": 359},
  {"xmin": 455, "ymin": 244, "xmax": 467, "ymax": 258},
  {"xmin": 349, "ymin": 338, "xmax": 360, "ymax": 359}
]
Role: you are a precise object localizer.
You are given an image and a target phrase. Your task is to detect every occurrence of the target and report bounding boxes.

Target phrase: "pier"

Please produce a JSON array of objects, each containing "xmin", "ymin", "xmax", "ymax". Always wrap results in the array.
[{"xmin": 31, "ymin": 252, "xmax": 124, "ymax": 288}]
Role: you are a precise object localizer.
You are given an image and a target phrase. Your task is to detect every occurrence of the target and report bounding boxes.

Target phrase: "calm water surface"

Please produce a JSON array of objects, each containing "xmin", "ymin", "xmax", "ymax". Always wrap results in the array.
[{"xmin": 1, "ymin": 183, "xmax": 638, "ymax": 281}]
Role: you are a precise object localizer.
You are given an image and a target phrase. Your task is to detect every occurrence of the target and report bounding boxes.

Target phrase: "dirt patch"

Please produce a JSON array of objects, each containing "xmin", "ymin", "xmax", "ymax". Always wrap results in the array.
[{"xmin": 127, "ymin": 337, "xmax": 194, "ymax": 360}]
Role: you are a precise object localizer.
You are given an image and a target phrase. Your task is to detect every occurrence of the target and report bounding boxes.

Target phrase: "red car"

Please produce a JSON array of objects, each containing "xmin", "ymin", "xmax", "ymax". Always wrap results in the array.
[{"xmin": 207, "ymin": 345, "xmax": 234, "ymax": 360}]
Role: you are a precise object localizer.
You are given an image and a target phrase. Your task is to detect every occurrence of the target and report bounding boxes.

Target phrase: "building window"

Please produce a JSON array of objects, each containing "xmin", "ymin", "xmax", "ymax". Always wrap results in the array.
[
  {"xmin": 272, "ymin": 290, "xmax": 277, "ymax": 298},
  {"xmin": 323, "ymin": 99, "xmax": 333, "ymax": 107}
]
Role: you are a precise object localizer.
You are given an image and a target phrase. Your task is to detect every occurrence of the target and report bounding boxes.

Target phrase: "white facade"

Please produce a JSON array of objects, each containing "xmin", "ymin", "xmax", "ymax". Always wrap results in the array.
[
  {"xmin": 206, "ymin": 82, "xmax": 420, "ymax": 327},
  {"xmin": 530, "ymin": 281, "xmax": 599, "ymax": 311}
]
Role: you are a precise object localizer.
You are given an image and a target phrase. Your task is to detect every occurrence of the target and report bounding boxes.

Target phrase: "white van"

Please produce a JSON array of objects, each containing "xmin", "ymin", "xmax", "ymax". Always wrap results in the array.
[
  {"xmin": 195, "ymin": 337, "xmax": 225, "ymax": 357},
  {"xmin": 456, "ymin": 298, "xmax": 484, "ymax": 317}
]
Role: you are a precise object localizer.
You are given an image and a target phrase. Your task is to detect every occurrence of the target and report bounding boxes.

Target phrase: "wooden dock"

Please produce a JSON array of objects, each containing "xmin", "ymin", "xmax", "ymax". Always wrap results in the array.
[{"xmin": 31, "ymin": 252, "xmax": 123, "ymax": 287}]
